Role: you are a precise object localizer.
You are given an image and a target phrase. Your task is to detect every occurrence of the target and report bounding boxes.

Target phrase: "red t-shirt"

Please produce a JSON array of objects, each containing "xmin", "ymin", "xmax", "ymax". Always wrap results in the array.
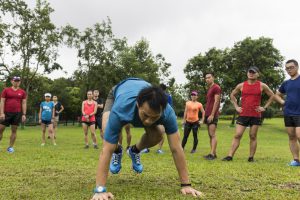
[
  {"xmin": 205, "ymin": 84, "xmax": 221, "ymax": 117},
  {"xmin": 240, "ymin": 81, "xmax": 262, "ymax": 117},
  {"xmin": 1, "ymin": 87, "xmax": 27, "ymax": 113}
]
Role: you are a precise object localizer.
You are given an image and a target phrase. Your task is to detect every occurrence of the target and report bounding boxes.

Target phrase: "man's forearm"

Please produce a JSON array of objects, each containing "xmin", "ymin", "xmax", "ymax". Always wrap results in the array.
[
  {"xmin": 22, "ymin": 100, "xmax": 27, "ymax": 114},
  {"xmin": 96, "ymin": 142, "xmax": 115, "ymax": 186},
  {"xmin": 172, "ymin": 147, "xmax": 190, "ymax": 183}
]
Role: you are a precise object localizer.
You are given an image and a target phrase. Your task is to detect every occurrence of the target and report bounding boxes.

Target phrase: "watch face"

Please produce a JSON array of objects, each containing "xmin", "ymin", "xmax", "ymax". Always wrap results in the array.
[{"xmin": 95, "ymin": 186, "xmax": 106, "ymax": 193}]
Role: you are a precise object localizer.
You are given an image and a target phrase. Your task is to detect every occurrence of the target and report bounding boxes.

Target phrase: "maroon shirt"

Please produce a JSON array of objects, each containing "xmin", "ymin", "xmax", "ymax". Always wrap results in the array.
[
  {"xmin": 1, "ymin": 87, "xmax": 26, "ymax": 113},
  {"xmin": 205, "ymin": 84, "xmax": 221, "ymax": 117},
  {"xmin": 240, "ymin": 81, "xmax": 262, "ymax": 117}
]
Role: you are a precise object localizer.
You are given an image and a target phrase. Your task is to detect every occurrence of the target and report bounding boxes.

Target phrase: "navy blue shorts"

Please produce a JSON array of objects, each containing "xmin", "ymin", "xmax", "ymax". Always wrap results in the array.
[{"xmin": 284, "ymin": 116, "xmax": 300, "ymax": 127}]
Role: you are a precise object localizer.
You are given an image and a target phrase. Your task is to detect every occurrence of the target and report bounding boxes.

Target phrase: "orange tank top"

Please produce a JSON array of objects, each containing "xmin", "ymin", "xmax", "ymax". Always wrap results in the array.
[{"xmin": 185, "ymin": 101, "xmax": 202, "ymax": 123}]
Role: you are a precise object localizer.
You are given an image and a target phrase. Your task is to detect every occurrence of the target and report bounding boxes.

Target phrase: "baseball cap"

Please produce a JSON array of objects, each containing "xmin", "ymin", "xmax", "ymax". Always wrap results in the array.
[
  {"xmin": 11, "ymin": 76, "xmax": 21, "ymax": 81},
  {"xmin": 44, "ymin": 93, "xmax": 52, "ymax": 97},
  {"xmin": 191, "ymin": 91, "xmax": 198, "ymax": 96},
  {"xmin": 248, "ymin": 66, "xmax": 260, "ymax": 73}
]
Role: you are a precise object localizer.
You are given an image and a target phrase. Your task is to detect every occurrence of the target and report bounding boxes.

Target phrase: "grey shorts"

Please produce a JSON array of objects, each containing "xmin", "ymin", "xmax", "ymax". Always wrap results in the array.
[{"xmin": 103, "ymin": 86, "xmax": 116, "ymax": 113}]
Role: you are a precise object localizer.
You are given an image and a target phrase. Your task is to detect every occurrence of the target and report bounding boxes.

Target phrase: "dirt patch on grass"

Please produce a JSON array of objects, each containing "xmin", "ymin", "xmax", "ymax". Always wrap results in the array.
[{"xmin": 277, "ymin": 182, "xmax": 300, "ymax": 190}]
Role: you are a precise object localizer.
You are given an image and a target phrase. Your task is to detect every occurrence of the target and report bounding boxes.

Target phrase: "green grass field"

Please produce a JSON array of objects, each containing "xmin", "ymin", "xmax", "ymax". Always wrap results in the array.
[{"xmin": 0, "ymin": 118, "xmax": 299, "ymax": 200}]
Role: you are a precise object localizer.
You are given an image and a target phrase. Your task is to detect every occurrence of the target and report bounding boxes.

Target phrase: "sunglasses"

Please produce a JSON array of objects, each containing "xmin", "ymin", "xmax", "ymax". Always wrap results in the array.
[{"xmin": 248, "ymin": 70, "xmax": 257, "ymax": 74}]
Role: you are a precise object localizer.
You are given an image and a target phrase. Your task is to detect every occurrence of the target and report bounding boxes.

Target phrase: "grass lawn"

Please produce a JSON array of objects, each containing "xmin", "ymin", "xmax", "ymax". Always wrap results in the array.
[{"xmin": 0, "ymin": 118, "xmax": 299, "ymax": 200}]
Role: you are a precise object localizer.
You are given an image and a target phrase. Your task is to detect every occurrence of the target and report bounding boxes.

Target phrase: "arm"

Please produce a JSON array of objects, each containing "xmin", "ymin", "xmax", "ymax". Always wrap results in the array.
[
  {"xmin": 256, "ymin": 83, "xmax": 275, "ymax": 112},
  {"xmin": 38, "ymin": 106, "xmax": 42, "ymax": 123},
  {"xmin": 207, "ymin": 94, "xmax": 220, "ymax": 123},
  {"xmin": 21, "ymin": 98, "xmax": 27, "ymax": 122},
  {"xmin": 182, "ymin": 104, "xmax": 187, "ymax": 124},
  {"xmin": 273, "ymin": 91, "xmax": 285, "ymax": 105},
  {"xmin": 200, "ymin": 106, "xmax": 205, "ymax": 123},
  {"xmin": 167, "ymin": 132, "xmax": 203, "ymax": 197},
  {"xmin": 91, "ymin": 101, "xmax": 98, "ymax": 116},
  {"xmin": 59, "ymin": 105, "xmax": 64, "ymax": 113},
  {"xmin": 230, "ymin": 83, "xmax": 243, "ymax": 113},
  {"xmin": 0, "ymin": 97, "xmax": 5, "ymax": 120}
]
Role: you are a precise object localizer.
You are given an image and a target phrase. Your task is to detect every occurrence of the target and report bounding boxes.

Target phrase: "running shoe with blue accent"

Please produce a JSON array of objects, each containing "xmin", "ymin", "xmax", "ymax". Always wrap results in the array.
[
  {"xmin": 127, "ymin": 147, "xmax": 143, "ymax": 173},
  {"xmin": 109, "ymin": 148, "xmax": 123, "ymax": 174},
  {"xmin": 288, "ymin": 160, "xmax": 300, "ymax": 166},
  {"xmin": 7, "ymin": 147, "xmax": 14, "ymax": 153},
  {"xmin": 156, "ymin": 149, "xmax": 164, "ymax": 154}
]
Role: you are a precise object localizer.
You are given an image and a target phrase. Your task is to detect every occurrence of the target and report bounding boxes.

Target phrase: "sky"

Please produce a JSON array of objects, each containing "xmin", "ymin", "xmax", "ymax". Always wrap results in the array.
[{"xmin": 24, "ymin": 0, "xmax": 300, "ymax": 83}]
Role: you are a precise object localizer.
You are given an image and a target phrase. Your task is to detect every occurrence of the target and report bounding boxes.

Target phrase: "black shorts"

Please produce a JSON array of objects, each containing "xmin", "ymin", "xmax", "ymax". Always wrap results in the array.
[
  {"xmin": 95, "ymin": 116, "xmax": 102, "ymax": 130},
  {"xmin": 284, "ymin": 116, "xmax": 300, "ymax": 127},
  {"xmin": 42, "ymin": 120, "xmax": 52, "ymax": 125},
  {"xmin": 204, "ymin": 116, "xmax": 219, "ymax": 126},
  {"xmin": 0, "ymin": 112, "xmax": 22, "ymax": 126},
  {"xmin": 236, "ymin": 116, "xmax": 262, "ymax": 127},
  {"xmin": 82, "ymin": 121, "xmax": 95, "ymax": 126}
]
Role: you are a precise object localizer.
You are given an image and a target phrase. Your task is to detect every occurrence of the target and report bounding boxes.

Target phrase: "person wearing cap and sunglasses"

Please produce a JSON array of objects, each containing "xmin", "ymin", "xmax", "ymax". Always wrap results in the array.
[
  {"xmin": 181, "ymin": 91, "xmax": 205, "ymax": 154},
  {"xmin": 0, "ymin": 76, "xmax": 27, "ymax": 153},
  {"xmin": 222, "ymin": 67, "xmax": 274, "ymax": 162},
  {"xmin": 39, "ymin": 93, "xmax": 56, "ymax": 146},
  {"xmin": 273, "ymin": 59, "xmax": 300, "ymax": 167}
]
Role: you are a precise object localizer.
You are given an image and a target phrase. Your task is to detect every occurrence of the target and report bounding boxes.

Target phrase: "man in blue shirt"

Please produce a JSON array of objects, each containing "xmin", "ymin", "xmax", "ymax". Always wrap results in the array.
[
  {"xmin": 91, "ymin": 78, "xmax": 202, "ymax": 199},
  {"xmin": 274, "ymin": 59, "xmax": 300, "ymax": 166}
]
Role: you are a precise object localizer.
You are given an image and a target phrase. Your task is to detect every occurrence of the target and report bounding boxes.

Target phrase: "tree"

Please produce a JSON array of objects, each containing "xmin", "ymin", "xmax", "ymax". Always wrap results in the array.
[{"xmin": 0, "ymin": 0, "xmax": 62, "ymax": 94}]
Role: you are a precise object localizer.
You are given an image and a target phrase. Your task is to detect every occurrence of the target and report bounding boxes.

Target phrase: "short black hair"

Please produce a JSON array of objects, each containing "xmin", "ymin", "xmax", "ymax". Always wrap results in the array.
[
  {"xmin": 159, "ymin": 83, "xmax": 167, "ymax": 91},
  {"xmin": 286, "ymin": 59, "xmax": 298, "ymax": 67},
  {"xmin": 204, "ymin": 72, "xmax": 215, "ymax": 77},
  {"xmin": 137, "ymin": 86, "xmax": 167, "ymax": 113}
]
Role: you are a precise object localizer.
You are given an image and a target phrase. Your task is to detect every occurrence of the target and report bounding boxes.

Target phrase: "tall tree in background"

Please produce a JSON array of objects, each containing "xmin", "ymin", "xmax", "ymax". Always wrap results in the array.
[{"xmin": 0, "ymin": 0, "xmax": 62, "ymax": 94}]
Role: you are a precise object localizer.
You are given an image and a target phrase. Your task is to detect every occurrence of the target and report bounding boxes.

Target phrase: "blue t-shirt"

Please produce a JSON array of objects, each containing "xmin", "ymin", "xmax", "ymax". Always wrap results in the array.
[
  {"xmin": 40, "ymin": 101, "xmax": 54, "ymax": 121},
  {"xmin": 166, "ymin": 93, "xmax": 173, "ymax": 107},
  {"xmin": 279, "ymin": 76, "xmax": 300, "ymax": 116},
  {"xmin": 104, "ymin": 78, "xmax": 178, "ymax": 144}
]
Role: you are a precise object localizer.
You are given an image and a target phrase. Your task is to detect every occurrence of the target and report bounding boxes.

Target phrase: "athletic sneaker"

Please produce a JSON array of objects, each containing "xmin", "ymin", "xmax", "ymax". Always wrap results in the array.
[
  {"xmin": 7, "ymin": 147, "xmax": 14, "ymax": 153},
  {"xmin": 204, "ymin": 154, "xmax": 217, "ymax": 160},
  {"xmin": 190, "ymin": 149, "xmax": 196, "ymax": 154},
  {"xmin": 156, "ymin": 149, "xmax": 164, "ymax": 154},
  {"xmin": 84, "ymin": 145, "xmax": 89, "ymax": 149},
  {"xmin": 248, "ymin": 157, "xmax": 254, "ymax": 162},
  {"xmin": 127, "ymin": 147, "xmax": 143, "ymax": 173},
  {"xmin": 288, "ymin": 160, "xmax": 300, "ymax": 167},
  {"xmin": 222, "ymin": 156, "xmax": 233, "ymax": 161},
  {"xmin": 93, "ymin": 145, "xmax": 99, "ymax": 149},
  {"xmin": 110, "ymin": 148, "xmax": 123, "ymax": 174},
  {"xmin": 141, "ymin": 148, "xmax": 150, "ymax": 153},
  {"xmin": 53, "ymin": 143, "xmax": 57, "ymax": 146},
  {"xmin": 41, "ymin": 143, "xmax": 45, "ymax": 147}
]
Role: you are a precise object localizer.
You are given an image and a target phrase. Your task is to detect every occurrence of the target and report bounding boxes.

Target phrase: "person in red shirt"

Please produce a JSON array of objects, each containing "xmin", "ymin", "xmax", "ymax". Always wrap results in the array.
[
  {"xmin": 222, "ymin": 67, "xmax": 274, "ymax": 162},
  {"xmin": 82, "ymin": 90, "xmax": 98, "ymax": 149},
  {"xmin": 0, "ymin": 76, "xmax": 27, "ymax": 153},
  {"xmin": 203, "ymin": 72, "xmax": 221, "ymax": 160},
  {"xmin": 182, "ymin": 91, "xmax": 205, "ymax": 153}
]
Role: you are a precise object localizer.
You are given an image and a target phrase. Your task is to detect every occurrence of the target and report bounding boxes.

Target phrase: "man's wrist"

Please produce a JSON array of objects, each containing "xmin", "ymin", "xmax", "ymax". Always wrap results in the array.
[{"xmin": 93, "ymin": 186, "xmax": 107, "ymax": 193}]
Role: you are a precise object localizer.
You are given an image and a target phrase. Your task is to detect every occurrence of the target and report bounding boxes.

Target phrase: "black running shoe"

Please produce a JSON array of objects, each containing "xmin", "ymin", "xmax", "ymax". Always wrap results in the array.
[
  {"xmin": 248, "ymin": 157, "xmax": 254, "ymax": 162},
  {"xmin": 222, "ymin": 156, "xmax": 233, "ymax": 161},
  {"xmin": 94, "ymin": 145, "xmax": 99, "ymax": 149},
  {"xmin": 204, "ymin": 154, "xmax": 217, "ymax": 160},
  {"xmin": 84, "ymin": 145, "xmax": 89, "ymax": 149}
]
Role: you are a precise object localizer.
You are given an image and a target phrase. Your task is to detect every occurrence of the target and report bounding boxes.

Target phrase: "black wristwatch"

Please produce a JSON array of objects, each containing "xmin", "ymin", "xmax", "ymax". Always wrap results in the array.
[{"xmin": 181, "ymin": 183, "xmax": 192, "ymax": 187}]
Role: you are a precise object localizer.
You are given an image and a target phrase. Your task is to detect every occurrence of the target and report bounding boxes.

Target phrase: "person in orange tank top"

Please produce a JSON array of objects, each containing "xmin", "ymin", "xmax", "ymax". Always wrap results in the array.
[
  {"xmin": 82, "ymin": 90, "xmax": 98, "ymax": 149},
  {"xmin": 181, "ymin": 91, "xmax": 205, "ymax": 153},
  {"xmin": 222, "ymin": 67, "xmax": 274, "ymax": 162}
]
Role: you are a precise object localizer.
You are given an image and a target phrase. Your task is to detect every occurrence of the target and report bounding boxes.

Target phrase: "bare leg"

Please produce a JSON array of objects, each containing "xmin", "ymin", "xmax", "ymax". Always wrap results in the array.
[
  {"xmin": 0, "ymin": 124, "xmax": 6, "ymax": 142},
  {"xmin": 90, "ymin": 124, "xmax": 97, "ymax": 146},
  {"xmin": 249, "ymin": 125, "xmax": 259, "ymax": 158},
  {"xmin": 82, "ymin": 123, "xmax": 89, "ymax": 146},
  {"xmin": 207, "ymin": 124, "xmax": 217, "ymax": 155},
  {"xmin": 157, "ymin": 125, "xmax": 165, "ymax": 150},
  {"xmin": 286, "ymin": 127, "xmax": 299, "ymax": 160},
  {"xmin": 136, "ymin": 126, "xmax": 164, "ymax": 151},
  {"xmin": 53, "ymin": 120, "xmax": 58, "ymax": 138},
  {"xmin": 9, "ymin": 125, "xmax": 18, "ymax": 147},
  {"xmin": 125, "ymin": 124, "xmax": 131, "ymax": 148},
  {"xmin": 228, "ymin": 124, "xmax": 247, "ymax": 157},
  {"xmin": 41, "ymin": 124, "xmax": 46, "ymax": 144},
  {"xmin": 48, "ymin": 124, "xmax": 56, "ymax": 145}
]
